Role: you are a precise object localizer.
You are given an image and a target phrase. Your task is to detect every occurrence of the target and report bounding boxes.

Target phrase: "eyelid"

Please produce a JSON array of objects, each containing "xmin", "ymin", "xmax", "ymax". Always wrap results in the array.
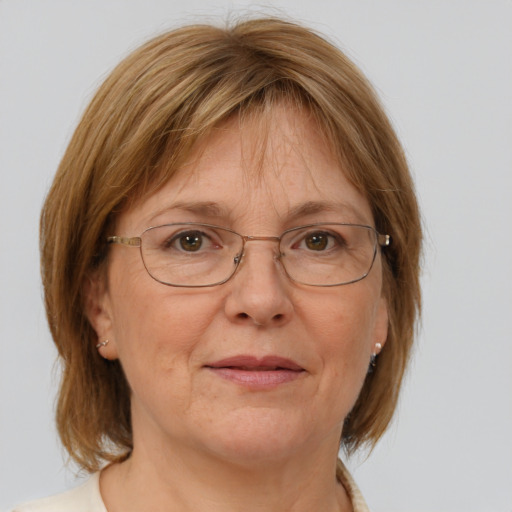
[
  {"xmin": 169, "ymin": 227, "xmax": 214, "ymax": 240},
  {"xmin": 167, "ymin": 225, "xmax": 232, "ymax": 249},
  {"xmin": 285, "ymin": 227, "xmax": 341, "ymax": 249}
]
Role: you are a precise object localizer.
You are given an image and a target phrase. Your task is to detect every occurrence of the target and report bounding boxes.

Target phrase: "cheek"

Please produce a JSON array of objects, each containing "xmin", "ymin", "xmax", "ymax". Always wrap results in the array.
[
  {"xmin": 303, "ymin": 288, "xmax": 378, "ymax": 355},
  {"xmin": 109, "ymin": 285, "xmax": 226, "ymax": 417},
  {"xmin": 298, "ymin": 287, "xmax": 380, "ymax": 401},
  {"xmin": 109, "ymin": 275, "xmax": 222, "ymax": 374}
]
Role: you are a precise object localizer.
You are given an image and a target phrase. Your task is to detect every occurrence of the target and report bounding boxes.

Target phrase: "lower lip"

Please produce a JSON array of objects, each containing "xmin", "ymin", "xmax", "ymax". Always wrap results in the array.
[{"xmin": 207, "ymin": 368, "xmax": 304, "ymax": 389}]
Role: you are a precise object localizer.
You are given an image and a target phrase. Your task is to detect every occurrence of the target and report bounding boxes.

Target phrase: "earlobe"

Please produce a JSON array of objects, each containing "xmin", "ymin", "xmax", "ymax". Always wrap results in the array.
[
  {"xmin": 368, "ymin": 298, "xmax": 388, "ymax": 372},
  {"xmin": 83, "ymin": 272, "xmax": 119, "ymax": 360},
  {"xmin": 375, "ymin": 296, "xmax": 389, "ymax": 348}
]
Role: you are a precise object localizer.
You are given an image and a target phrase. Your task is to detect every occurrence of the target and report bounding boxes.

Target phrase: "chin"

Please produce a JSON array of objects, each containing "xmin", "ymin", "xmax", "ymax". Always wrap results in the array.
[{"xmin": 197, "ymin": 408, "xmax": 329, "ymax": 467}]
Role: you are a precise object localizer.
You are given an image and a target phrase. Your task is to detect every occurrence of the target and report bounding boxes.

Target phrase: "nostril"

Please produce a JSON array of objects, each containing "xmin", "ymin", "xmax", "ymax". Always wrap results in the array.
[{"xmin": 236, "ymin": 312, "xmax": 284, "ymax": 325}]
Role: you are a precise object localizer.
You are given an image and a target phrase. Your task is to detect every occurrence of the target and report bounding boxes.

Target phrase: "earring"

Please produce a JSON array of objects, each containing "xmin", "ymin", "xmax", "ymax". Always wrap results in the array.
[
  {"xmin": 368, "ymin": 342, "xmax": 383, "ymax": 372},
  {"xmin": 96, "ymin": 339, "xmax": 109, "ymax": 349}
]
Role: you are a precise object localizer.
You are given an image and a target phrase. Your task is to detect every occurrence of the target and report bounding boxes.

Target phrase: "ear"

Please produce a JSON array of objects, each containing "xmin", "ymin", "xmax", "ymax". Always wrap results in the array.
[
  {"xmin": 83, "ymin": 271, "xmax": 119, "ymax": 360},
  {"xmin": 374, "ymin": 295, "xmax": 389, "ymax": 350}
]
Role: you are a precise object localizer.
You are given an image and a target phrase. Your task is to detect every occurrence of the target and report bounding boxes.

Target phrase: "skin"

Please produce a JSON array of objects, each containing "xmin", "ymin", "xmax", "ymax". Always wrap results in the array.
[{"xmin": 87, "ymin": 106, "xmax": 388, "ymax": 512}]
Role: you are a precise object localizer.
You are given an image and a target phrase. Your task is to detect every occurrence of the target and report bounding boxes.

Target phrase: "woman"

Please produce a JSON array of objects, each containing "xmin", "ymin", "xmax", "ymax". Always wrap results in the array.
[{"xmin": 15, "ymin": 16, "xmax": 421, "ymax": 512}]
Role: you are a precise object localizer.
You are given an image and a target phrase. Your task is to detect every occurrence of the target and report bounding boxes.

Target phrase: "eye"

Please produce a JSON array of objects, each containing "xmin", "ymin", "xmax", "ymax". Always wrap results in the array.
[
  {"xmin": 297, "ymin": 231, "xmax": 342, "ymax": 252},
  {"xmin": 177, "ymin": 231, "xmax": 203, "ymax": 252},
  {"xmin": 166, "ymin": 230, "xmax": 219, "ymax": 253},
  {"xmin": 285, "ymin": 226, "xmax": 353, "ymax": 256},
  {"xmin": 304, "ymin": 232, "xmax": 331, "ymax": 251}
]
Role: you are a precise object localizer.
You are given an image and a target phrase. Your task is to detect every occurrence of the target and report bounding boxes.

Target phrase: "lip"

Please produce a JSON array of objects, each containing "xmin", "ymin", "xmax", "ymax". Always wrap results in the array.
[
  {"xmin": 207, "ymin": 355, "xmax": 304, "ymax": 371},
  {"xmin": 205, "ymin": 355, "xmax": 305, "ymax": 389}
]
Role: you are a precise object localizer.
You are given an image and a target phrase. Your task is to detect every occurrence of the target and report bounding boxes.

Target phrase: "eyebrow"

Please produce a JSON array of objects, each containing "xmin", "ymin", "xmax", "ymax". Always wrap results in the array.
[
  {"xmin": 285, "ymin": 201, "xmax": 369, "ymax": 224},
  {"xmin": 149, "ymin": 200, "xmax": 369, "ymax": 225},
  {"xmin": 149, "ymin": 201, "xmax": 228, "ymax": 222}
]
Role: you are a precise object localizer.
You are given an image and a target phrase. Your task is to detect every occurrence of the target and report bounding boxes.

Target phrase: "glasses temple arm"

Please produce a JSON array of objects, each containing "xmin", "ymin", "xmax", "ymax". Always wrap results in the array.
[{"xmin": 107, "ymin": 236, "xmax": 141, "ymax": 247}]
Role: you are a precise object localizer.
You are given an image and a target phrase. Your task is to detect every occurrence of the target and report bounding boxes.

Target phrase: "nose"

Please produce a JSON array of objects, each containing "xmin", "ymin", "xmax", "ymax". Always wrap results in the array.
[{"xmin": 223, "ymin": 242, "xmax": 294, "ymax": 327}]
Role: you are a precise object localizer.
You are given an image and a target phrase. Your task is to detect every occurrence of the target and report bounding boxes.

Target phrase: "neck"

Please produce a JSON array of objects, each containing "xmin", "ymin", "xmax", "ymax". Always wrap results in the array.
[{"xmin": 100, "ymin": 433, "xmax": 352, "ymax": 512}]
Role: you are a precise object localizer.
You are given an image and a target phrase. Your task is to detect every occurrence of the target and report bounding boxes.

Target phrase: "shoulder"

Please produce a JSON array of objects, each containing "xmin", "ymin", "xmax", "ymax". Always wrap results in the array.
[
  {"xmin": 336, "ymin": 459, "xmax": 371, "ymax": 512},
  {"xmin": 9, "ymin": 473, "xmax": 106, "ymax": 512}
]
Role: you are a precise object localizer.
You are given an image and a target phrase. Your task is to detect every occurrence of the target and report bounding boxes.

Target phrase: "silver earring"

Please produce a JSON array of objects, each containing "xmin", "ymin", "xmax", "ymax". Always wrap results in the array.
[{"xmin": 96, "ymin": 339, "xmax": 109, "ymax": 349}]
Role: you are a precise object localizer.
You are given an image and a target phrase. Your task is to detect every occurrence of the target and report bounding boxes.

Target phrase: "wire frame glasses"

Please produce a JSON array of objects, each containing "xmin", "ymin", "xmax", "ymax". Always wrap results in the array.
[{"xmin": 107, "ymin": 222, "xmax": 390, "ymax": 287}]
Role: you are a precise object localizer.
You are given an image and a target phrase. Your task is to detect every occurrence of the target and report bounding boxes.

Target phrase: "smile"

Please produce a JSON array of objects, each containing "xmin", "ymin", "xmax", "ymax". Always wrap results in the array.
[
  {"xmin": 231, "ymin": 366, "xmax": 291, "ymax": 371},
  {"xmin": 205, "ymin": 356, "xmax": 305, "ymax": 389}
]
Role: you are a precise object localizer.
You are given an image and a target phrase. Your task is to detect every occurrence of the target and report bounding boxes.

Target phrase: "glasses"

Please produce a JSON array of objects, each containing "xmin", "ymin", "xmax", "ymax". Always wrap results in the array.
[{"xmin": 107, "ymin": 222, "xmax": 390, "ymax": 287}]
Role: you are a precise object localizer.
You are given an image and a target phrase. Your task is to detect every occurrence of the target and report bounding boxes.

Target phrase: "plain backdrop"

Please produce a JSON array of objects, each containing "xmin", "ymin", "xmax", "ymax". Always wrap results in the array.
[{"xmin": 1, "ymin": 1, "xmax": 511, "ymax": 511}]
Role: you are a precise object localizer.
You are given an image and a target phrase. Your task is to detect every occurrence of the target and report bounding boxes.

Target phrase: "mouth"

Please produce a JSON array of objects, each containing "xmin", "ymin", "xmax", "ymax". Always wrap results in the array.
[{"xmin": 205, "ymin": 355, "xmax": 305, "ymax": 389}]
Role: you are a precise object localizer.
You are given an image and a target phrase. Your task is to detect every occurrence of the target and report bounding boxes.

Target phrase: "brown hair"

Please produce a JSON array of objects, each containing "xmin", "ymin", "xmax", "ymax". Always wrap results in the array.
[{"xmin": 40, "ymin": 16, "xmax": 421, "ymax": 471}]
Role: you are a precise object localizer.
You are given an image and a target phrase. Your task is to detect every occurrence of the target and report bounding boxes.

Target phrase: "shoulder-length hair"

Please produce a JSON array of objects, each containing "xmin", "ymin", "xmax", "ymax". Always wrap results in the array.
[{"xmin": 41, "ymin": 17, "xmax": 421, "ymax": 471}]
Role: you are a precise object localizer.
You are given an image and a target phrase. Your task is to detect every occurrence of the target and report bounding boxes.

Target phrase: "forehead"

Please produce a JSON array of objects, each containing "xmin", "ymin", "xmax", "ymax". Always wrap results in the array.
[{"xmin": 119, "ymin": 106, "xmax": 374, "ymax": 233}]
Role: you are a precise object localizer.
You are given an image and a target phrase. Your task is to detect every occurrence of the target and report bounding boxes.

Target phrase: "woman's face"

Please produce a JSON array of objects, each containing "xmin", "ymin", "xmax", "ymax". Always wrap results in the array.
[{"xmin": 91, "ymin": 107, "xmax": 388, "ymax": 466}]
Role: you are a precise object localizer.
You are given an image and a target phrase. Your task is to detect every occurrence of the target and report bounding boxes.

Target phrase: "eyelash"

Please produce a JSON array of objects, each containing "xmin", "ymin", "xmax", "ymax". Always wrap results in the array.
[{"xmin": 165, "ymin": 230, "xmax": 220, "ymax": 252}]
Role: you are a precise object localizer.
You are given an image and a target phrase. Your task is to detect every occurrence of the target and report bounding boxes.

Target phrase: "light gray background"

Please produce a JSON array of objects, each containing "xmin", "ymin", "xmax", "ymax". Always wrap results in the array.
[{"xmin": 1, "ymin": 1, "xmax": 511, "ymax": 511}]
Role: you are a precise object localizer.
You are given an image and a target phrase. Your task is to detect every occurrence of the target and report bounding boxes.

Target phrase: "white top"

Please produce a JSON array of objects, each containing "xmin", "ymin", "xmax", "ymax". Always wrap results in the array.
[
  {"xmin": 11, "ymin": 461, "xmax": 369, "ymax": 512},
  {"xmin": 10, "ymin": 473, "xmax": 106, "ymax": 512}
]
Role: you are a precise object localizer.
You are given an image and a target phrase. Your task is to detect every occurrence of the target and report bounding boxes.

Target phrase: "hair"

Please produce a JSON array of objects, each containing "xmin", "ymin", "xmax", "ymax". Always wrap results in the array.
[{"xmin": 40, "ymin": 16, "xmax": 422, "ymax": 471}]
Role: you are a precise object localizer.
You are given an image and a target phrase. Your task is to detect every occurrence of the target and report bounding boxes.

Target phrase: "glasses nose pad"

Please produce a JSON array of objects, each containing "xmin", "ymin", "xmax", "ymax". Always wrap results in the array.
[
  {"xmin": 231, "ymin": 239, "xmax": 283, "ymax": 272},
  {"xmin": 232, "ymin": 246, "xmax": 281, "ymax": 268}
]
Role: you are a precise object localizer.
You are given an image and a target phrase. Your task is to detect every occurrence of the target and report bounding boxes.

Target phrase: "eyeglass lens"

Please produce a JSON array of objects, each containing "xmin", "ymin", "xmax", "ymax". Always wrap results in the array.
[{"xmin": 139, "ymin": 223, "xmax": 379, "ymax": 287}]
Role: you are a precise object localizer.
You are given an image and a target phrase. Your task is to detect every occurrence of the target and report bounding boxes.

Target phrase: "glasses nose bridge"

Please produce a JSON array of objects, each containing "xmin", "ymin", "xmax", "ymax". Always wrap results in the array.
[
  {"xmin": 242, "ymin": 234, "xmax": 283, "ymax": 254},
  {"xmin": 236, "ymin": 234, "xmax": 283, "ymax": 265},
  {"xmin": 242, "ymin": 234, "xmax": 281, "ymax": 244}
]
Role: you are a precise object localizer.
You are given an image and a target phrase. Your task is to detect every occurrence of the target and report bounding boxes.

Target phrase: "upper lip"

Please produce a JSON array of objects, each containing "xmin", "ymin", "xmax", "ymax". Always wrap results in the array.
[{"xmin": 205, "ymin": 355, "xmax": 304, "ymax": 371}]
